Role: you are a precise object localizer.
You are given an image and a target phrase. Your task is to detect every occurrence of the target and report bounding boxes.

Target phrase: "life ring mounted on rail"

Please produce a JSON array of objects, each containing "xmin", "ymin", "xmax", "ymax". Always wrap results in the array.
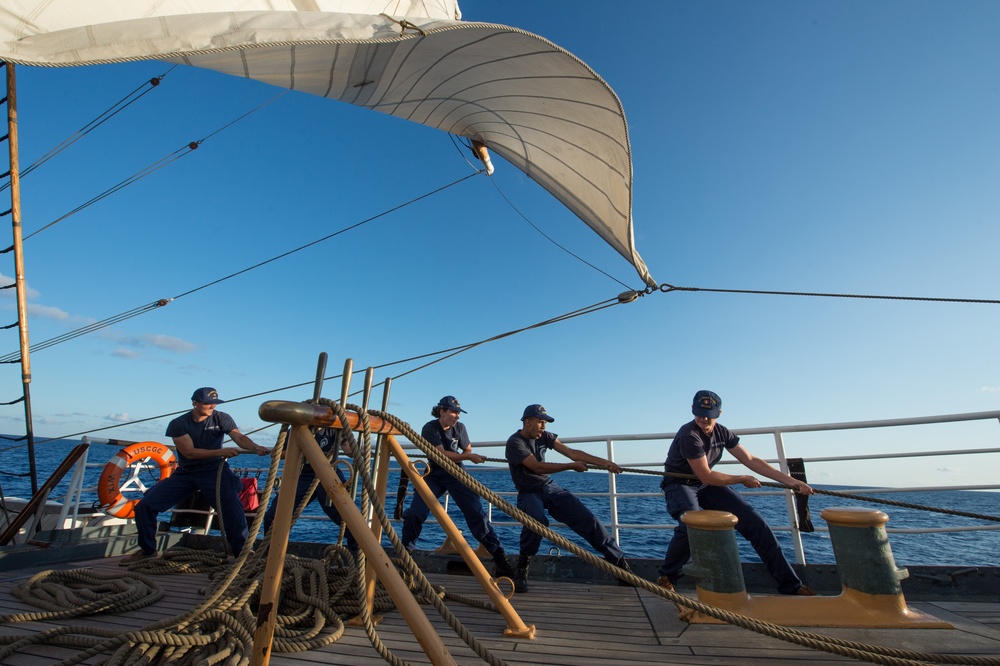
[{"xmin": 98, "ymin": 441, "xmax": 176, "ymax": 519}]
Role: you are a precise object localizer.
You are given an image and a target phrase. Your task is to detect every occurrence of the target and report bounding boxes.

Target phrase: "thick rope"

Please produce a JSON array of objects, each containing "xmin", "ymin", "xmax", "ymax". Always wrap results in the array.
[
  {"xmin": 379, "ymin": 413, "xmax": 998, "ymax": 666},
  {"xmin": 4, "ymin": 405, "xmax": 995, "ymax": 666},
  {"xmin": 327, "ymin": 399, "xmax": 508, "ymax": 666},
  {"xmin": 472, "ymin": 458, "xmax": 1000, "ymax": 524},
  {"xmin": 610, "ymin": 463, "xmax": 1000, "ymax": 523}
]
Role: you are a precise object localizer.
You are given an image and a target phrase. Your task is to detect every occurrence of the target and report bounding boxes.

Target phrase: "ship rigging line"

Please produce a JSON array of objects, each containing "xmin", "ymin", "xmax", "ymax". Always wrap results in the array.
[
  {"xmin": 6, "ymin": 294, "xmax": 623, "ymax": 448},
  {"xmin": 449, "ymin": 133, "xmax": 633, "ymax": 292},
  {"xmin": 0, "ymin": 66, "xmax": 176, "ymax": 194},
  {"xmin": 5, "ymin": 88, "xmax": 287, "ymax": 247},
  {"xmin": 0, "ymin": 172, "xmax": 479, "ymax": 363},
  {"xmin": 652, "ymin": 282, "xmax": 1000, "ymax": 305}
]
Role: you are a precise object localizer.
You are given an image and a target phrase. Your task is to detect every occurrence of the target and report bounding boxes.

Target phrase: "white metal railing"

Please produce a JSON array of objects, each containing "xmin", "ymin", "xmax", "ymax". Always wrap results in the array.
[
  {"xmin": 42, "ymin": 410, "xmax": 1000, "ymax": 565},
  {"xmin": 445, "ymin": 409, "xmax": 1000, "ymax": 565}
]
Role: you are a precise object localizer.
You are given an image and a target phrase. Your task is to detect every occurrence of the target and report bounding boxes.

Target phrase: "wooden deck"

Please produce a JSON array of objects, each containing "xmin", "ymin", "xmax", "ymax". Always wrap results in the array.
[{"xmin": 0, "ymin": 555, "xmax": 998, "ymax": 665}]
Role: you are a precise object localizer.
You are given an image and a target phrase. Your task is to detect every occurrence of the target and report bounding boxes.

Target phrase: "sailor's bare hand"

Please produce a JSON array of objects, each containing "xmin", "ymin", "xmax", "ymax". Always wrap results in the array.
[
  {"xmin": 741, "ymin": 475, "xmax": 762, "ymax": 489},
  {"xmin": 792, "ymin": 481, "xmax": 814, "ymax": 495},
  {"xmin": 569, "ymin": 461, "xmax": 588, "ymax": 472},
  {"xmin": 220, "ymin": 448, "xmax": 241, "ymax": 459},
  {"xmin": 252, "ymin": 446, "xmax": 270, "ymax": 456},
  {"xmin": 605, "ymin": 462, "xmax": 623, "ymax": 474},
  {"xmin": 467, "ymin": 453, "xmax": 486, "ymax": 464}
]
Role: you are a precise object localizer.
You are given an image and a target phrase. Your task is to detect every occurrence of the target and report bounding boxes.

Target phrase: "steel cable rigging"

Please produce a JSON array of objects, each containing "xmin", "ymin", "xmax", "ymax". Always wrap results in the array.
[
  {"xmin": 8, "ymin": 90, "xmax": 286, "ymax": 246},
  {"xmin": 0, "ymin": 67, "xmax": 175, "ymax": 195},
  {"xmin": 3, "ymin": 292, "xmax": 624, "ymax": 446},
  {"xmin": 0, "ymin": 171, "xmax": 479, "ymax": 364}
]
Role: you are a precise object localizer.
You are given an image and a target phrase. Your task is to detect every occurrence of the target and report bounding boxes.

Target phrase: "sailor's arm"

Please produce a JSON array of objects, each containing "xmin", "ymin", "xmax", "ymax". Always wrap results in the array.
[
  {"xmin": 229, "ymin": 429, "xmax": 270, "ymax": 456},
  {"xmin": 552, "ymin": 440, "xmax": 622, "ymax": 473},
  {"xmin": 730, "ymin": 446, "xmax": 813, "ymax": 494},
  {"xmin": 688, "ymin": 454, "xmax": 759, "ymax": 488},
  {"xmin": 173, "ymin": 434, "xmax": 241, "ymax": 460}
]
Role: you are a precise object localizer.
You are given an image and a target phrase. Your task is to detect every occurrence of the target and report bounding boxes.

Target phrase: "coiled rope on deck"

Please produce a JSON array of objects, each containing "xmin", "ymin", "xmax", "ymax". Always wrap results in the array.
[
  {"xmin": 4, "ymin": 405, "xmax": 995, "ymax": 665},
  {"xmin": 381, "ymin": 413, "xmax": 999, "ymax": 666},
  {"xmin": 0, "ymin": 433, "xmax": 373, "ymax": 665}
]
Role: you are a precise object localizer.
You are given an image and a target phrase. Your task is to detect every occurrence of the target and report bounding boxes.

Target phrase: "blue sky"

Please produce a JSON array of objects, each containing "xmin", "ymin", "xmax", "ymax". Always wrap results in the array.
[{"xmin": 0, "ymin": 1, "xmax": 998, "ymax": 488}]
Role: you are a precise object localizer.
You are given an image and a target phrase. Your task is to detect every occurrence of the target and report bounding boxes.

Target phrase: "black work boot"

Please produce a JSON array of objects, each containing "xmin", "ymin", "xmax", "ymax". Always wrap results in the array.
[
  {"xmin": 613, "ymin": 557, "xmax": 635, "ymax": 587},
  {"xmin": 513, "ymin": 554, "xmax": 531, "ymax": 593},
  {"xmin": 491, "ymin": 550, "xmax": 515, "ymax": 579}
]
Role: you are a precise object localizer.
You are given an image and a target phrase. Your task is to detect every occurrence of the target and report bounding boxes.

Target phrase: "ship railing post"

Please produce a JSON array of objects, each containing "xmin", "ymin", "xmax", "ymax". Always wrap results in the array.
[
  {"xmin": 605, "ymin": 438, "xmax": 620, "ymax": 545},
  {"xmin": 772, "ymin": 429, "xmax": 805, "ymax": 565}
]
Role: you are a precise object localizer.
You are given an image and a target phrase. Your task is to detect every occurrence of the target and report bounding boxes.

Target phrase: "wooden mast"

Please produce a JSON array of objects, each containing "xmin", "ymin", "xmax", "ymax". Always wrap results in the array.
[{"xmin": 4, "ymin": 62, "xmax": 37, "ymax": 493}]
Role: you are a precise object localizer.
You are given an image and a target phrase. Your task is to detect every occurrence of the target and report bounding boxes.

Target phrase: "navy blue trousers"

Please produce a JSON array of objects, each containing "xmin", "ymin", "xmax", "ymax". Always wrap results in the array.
[
  {"xmin": 658, "ymin": 481, "xmax": 802, "ymax": 594},
  {"xmin": 402, "ymin": 469, "xmax": 503, "ymax": 555},
  {"xmin": 262, "ymin": 466, "xmax": 357, "ymax": 550},
  {"xmin": 134, "ymin": 460, "xmax": 248, "ymax": 557},
  {"xmin": 517, "ymin": 480, "xmax": 624, "ymax": 561}
]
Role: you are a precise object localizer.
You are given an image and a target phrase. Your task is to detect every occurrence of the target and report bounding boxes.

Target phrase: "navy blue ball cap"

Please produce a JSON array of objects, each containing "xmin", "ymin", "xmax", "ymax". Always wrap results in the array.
[
  {"xmin": 192, "ymin": 387, "xmax": 225, "ymax": 404},
  {"xmin": 437, "ymin": 395, "xmax": 466, "ymax": 413},
  {"xmin": 692, "ymin": 390, "xmax": 721, "ymax": 418},
  {"xmin": 521, "ymin": 404, "xmax": 554, "ymax": 422}
]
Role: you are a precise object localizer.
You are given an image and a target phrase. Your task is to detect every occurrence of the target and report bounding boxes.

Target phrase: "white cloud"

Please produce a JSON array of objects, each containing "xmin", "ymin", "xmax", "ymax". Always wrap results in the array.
[
  {"xmin": 976, "ymin": 386, "xmax": 1000, "ymax": 393},
  {"xmin": 111, "ymin": 347, "xmax": 141, "ymax": 359},
  {"xmin": 106, "ymin": 332, "xmax": 197, "ymax": 354},
  {"xmin": 142, "ymin": 334, "xmax": 196, "ymax": 353},
  {"xmin": 0, "ymin": 272, "xmax": 39, "ymax": 299},
  {"xmin": 106, "ymin": 413, "xmax": 130, "ymax": 423},
  {"xmin": 27, "ymin": 303, "xmax": 70, "ymax": 320}
]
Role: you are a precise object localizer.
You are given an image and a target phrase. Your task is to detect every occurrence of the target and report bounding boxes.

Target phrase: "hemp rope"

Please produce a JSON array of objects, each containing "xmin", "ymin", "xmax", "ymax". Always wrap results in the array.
[
  {"xmin": 326, "ymin": 399, "xmax": 508, "ymax": 666},
  {"xmin": 379, "ymin": 413, "xmax": 998, "ymax": 666},
  {"xmin": 0, "ymin": 427, "xmax": 389, "ymax": 665},
  {"xmin": 4, "ymin": 405, "xmax": 995, "ymax": 666},
  {"xmin": 598, "ymin": 463, "xmax": 1000, "ymax": 523}
]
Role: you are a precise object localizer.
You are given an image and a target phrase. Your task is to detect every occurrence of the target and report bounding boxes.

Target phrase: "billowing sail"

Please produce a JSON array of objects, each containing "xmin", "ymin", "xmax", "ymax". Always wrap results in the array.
[{"xmin": 0, "ymin": 1, "xmax": 655, "ymax": 286}]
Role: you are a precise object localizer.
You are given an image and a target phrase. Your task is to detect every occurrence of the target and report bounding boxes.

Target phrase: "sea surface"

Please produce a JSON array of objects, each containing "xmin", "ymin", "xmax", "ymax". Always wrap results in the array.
[{"xmin": 2, "ymin": 438, "xmax": 997, "ymax": 567}]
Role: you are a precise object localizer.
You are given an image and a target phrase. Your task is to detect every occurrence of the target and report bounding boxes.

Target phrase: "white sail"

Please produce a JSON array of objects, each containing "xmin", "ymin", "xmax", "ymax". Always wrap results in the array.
[{"xmin": 0, "ymin": 1, "xmax": 654, "ymax": 286}]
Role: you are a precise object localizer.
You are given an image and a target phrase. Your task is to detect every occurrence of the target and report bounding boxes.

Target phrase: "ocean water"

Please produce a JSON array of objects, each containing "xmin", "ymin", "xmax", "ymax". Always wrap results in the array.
[{"xmin": 2, "ymin": 439, "xmax": 997, "ymax": 567}]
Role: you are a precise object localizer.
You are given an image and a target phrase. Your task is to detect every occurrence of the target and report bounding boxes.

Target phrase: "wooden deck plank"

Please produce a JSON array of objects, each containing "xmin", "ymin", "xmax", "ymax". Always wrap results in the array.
[{"xmin": 2, "ymin": 555, "xmax": 1000, "ymax": 666}]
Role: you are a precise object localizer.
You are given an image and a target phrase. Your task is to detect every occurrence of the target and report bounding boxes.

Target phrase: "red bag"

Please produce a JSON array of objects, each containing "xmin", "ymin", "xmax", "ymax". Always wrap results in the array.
[{"xmin": 239, "ymin": 477, "xmax": 260, "ymax": 512}]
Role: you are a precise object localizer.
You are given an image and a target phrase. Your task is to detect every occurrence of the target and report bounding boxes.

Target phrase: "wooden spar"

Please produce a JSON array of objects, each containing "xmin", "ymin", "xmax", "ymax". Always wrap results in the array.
[
  {"xmin": 258, "ymin": 396, "xmax": 536, "ymax": 638},
  {"xmin": 363, "ymin": 376, "xmax": 393, "ymax": 617},
  {"xmin": 4, "ymin": 62, "xmax": 37, "ymax": 493},
  {"xmin": 258, "ymin": 400, "xmax": 399, "ymax": 434},
  {"xmin": 386, "ymin": 436, "xmax": 535, "ymax": 638},
  {"xmin": 296, "ymin": 424, "xmax": 456, "ymax": 665},
  {"xmin": 249, "ymin": 420, "xmax": 305, "ymax": 666}
]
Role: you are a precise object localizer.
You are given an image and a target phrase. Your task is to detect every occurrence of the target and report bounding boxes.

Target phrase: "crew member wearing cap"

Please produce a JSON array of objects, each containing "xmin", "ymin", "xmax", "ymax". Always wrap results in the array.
[
  {"xmin": 121, "ymin": 387, "xmax": 270, "ymax": 565},
  {"xmin": 505, "ymin": 404, "xmax": 632, "ymax": 593},
  {"xmin": 402, "ymin": 396, "xmax": 515, "ymax": 579},
  {"xmin": 656, "ymin": 390, "xmax": 815, "ymax": 595}
]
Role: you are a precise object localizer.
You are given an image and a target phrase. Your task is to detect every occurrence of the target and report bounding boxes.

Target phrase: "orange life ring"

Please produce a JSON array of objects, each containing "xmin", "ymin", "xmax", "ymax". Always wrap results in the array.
[{"xmin": 98, "ymin": 441, "xmax": 176, "ymax": 519}]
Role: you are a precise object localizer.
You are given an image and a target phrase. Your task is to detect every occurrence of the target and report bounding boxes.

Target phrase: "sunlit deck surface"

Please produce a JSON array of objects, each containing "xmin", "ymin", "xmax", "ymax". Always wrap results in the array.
[{"xmin": 1, "ymin": 555, "xmax": 998, "ymax": 665}]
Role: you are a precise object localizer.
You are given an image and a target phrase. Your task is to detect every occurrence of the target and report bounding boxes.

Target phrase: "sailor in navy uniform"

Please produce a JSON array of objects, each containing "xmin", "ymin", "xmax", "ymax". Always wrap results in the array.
[
  {"xmin": 657, "ymin": 390, "xmax": 815, "ymax": 595},
  {"xmin": 505, "ymin": 404, "xmax": 632, "ymax": 592},
  {"xmin": 122, "ymin": 387, "xmax": 269, "ymax": 564},
  {"xmin": 402, "ymin": 395, "xmax": 514, "ymax": 578}
]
